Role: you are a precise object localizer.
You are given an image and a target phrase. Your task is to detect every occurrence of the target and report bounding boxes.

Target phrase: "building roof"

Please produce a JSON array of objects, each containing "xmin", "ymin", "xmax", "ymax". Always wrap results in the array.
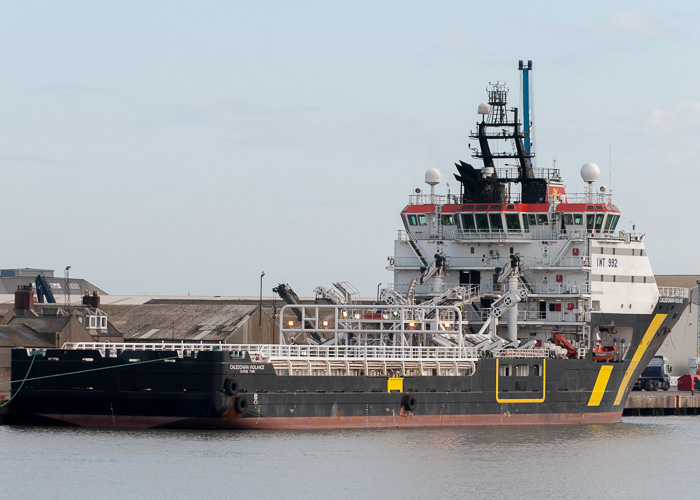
[
  {"xmin": 655, "ymin": 275, "xmax": 700, "ymax": 289},
  {"xmin": 101, "ymin": 300, "xmax": 257, "ymax": 342},
  {"xmin": 0, "ymin": 269, "xmax": 106, "ymax": 296},
  {"xmin": 0, "ymin": 324, "xmax": 54, "ymax": 348}
]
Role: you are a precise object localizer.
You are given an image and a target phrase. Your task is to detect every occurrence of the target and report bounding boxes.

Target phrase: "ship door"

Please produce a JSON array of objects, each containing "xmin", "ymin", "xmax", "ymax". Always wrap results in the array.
[
  {"xmin": 496, "ymin": 359, "xmax": 546, "ymax": 403},
  {"xmin": 460, "ymin": 270, "xmax": 480, "ymax": 286}
]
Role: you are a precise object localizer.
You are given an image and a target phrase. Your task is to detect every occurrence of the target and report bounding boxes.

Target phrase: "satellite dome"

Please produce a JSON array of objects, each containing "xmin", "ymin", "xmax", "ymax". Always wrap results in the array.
[
  {"xmin": 477, "ymin": 103, "xmax": 490, "ymax": 115},
  {"xmin": 580, "ymin": 162, "xmax": 600, "ymax": 183},
  {"xmin": 425, "ymin": 168, "xmax": 441, "ymax": 186}
]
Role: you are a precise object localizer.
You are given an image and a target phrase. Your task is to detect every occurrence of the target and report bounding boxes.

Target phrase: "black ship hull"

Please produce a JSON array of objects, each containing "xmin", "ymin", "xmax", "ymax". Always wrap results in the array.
[{"xmin": 7, "ymin": 302, "xmax": 684, "ymax": 430}]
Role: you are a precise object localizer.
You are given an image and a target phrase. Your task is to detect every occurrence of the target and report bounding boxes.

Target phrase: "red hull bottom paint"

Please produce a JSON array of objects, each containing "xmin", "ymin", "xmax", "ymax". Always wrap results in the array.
[{"xmin": 40, "ymin": 411, "xmax": 623, "ymax": 430}]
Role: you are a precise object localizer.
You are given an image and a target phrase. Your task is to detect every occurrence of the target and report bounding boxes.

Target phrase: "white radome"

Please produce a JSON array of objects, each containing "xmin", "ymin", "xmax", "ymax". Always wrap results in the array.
[
  {"xmin": 580, "ymin": 162, "xmax": 600, "ymax": 183},
  {"xmin": 477, "ymin": 102, "xmax": 490, "ymax": 115},
  {"xmin": 425, "ymin": 168, "xmax": 441, "ymax": 186}
]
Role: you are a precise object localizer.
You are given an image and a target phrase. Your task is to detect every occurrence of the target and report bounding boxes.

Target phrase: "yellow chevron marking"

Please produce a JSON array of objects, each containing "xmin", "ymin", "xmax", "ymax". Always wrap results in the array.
[
  {"xmin": 613, "ymin": 313, "xmax": 667, "ymax": 406},
  {"xmin": 495, "ymin": 359, "xmax": 546, "ymax": 403},
  {"xmin": 587, "ymin": 365, "xmax": 614, "ymax": 406}
]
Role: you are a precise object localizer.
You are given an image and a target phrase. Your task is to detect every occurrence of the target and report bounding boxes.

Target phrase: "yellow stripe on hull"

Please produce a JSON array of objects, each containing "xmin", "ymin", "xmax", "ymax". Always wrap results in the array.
[
  {"xmin": 587, "ymin": 365, "xmax": 613, "ymax": 407},
  {"xmin": 613, "ymin": 313, "xmax": 667, "ymax": 406}
]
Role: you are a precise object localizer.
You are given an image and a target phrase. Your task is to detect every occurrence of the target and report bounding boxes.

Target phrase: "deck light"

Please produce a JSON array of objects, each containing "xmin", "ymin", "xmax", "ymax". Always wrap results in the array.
[
  {"xmin": 322, "ymin": 320, "xmax": 329, "ymax": 327},
  {"xmin": 287, "ymin": 320, "xmax": 294, "ymax": 328},
  {"xmin": 409, "ymin": 321, "xmax": 415, "ymax": 328}
]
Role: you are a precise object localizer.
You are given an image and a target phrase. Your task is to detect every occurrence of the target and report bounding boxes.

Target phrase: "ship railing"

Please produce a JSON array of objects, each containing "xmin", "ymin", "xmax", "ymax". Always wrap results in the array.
[
  {"xmin": 407, "ymin": 193, "xmax": 461, "ymax": 206},
  {"xmin": 278, "ymin": 303, "xmax": 467, "ymax": 340},
  {"xmin": 494, "ymin": 348, "xmax": 548, "ymax": 359},
  {"xmin": 241, "ymin": 344, "xmax": 481, "ymax": 362},
  {"xmin": 560, "ymin": 192, "xmax": 614, "ymax": 204},
  {"xmin": 61, "ymin": 341, "xmax": 549, "ymax": 362},
  {"xmin": 62, "ymin": 342, "xmax": 253, "ymax": 358},
  {"xmin": 658, "ymin": 287, "xmax": 689, "ymax": 299}
]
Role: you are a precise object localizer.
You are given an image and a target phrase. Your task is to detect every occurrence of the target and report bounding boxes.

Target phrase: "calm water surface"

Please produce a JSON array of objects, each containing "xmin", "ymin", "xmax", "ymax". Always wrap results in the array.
[{"xmin": 2, "ymin": 417, "xmax": 699, "ymax": 499}]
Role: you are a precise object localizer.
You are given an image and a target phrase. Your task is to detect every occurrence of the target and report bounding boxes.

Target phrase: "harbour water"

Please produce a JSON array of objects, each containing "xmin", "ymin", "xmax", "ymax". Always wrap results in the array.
[{"xmin": 2, "ymin": 417, "xmax": 698, "ymax": 499}]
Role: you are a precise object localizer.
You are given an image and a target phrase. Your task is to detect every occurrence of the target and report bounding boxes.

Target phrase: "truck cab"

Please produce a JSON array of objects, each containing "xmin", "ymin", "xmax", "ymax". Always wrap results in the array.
[{"xmin": 633, "ymin": 355, "xmax": 672, "ymax": 391}]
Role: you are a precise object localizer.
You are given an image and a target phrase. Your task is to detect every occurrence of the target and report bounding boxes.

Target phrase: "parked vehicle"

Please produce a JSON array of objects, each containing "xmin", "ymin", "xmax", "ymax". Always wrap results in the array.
[{"xmin": 633, "ymin": 356, "xmax": 671, "ymax": 391}]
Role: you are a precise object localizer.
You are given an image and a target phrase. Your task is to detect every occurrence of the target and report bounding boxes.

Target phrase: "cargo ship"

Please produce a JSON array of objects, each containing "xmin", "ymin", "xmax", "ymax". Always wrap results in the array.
[{"xmin": 8, "ymin": 62, "xmax": 689, "ymax": 429}]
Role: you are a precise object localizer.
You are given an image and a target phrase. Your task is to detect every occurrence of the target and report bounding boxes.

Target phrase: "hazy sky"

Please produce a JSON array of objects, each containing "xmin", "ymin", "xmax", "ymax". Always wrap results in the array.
[{"xmin": 2, "ymin": 1, "xmax": 699, "ymax": 298}]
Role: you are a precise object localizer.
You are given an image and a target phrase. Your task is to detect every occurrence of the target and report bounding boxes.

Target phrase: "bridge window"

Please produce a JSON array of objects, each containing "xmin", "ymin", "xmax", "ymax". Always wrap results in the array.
[
  {"xmin": 522, "ymin": 215, "xmax": 530, "ymax": 230},
  {"xmin": 536, "ymin": 214, "xmax": 549, "ymax": 225},
  {"xmin": 604, "ymin": 214, "xmax": 614, "ymax": 232},
  {"xmin": 505, "ymin": 213, "xmax": 521, "ymax": 231},
  {"xmin": 608, "ymin": 214, "xmax": 620, "ymax": 231},
  {"xmin": 489, "ymin": 213, "xmax": 504, "ymax": 230},
  {"xmin": 573, "ymin": 214, "xmax": 583, "ymax": 225},
  {"xmin": 475, "ymin": 214, "xmax": 489, "ymax": 231},
  {"xmin": 586, "ymin": 214, "xmax": 595, "ymax": 230},
  {"xmin": 594, "ymin": 213, "xmax": 604, "ymax": 230},
  {"xmin": 564, "ymin": 214, "xmax": 573, "ymax": 225},
  {"xmin": 441, "ymin": 214, "xmax": 455, "ymax": 225},
  {"xmin": 461, "ymin": 213, "xmax": 476, "ymax": 230},
  {"xmin": 407, "ymin": 214, "xmax": 427, "ymax": 226},
  {"xmin": 527, "ymin": 214, "xmax": 536, "ymax": 226}
]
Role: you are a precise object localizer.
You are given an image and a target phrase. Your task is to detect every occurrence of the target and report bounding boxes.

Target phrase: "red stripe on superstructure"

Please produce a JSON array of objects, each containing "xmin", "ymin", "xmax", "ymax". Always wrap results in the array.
[
  {"xmin": 402, "ymin": 204, "xmax": 436, "ymax": 213},
  {"xmin": 439, "ymin": 204, "xmax": 460, "ymax": 213},
  {"xmin": 556, "ymin": 203, "xmax": 620, "ymax": 213}
]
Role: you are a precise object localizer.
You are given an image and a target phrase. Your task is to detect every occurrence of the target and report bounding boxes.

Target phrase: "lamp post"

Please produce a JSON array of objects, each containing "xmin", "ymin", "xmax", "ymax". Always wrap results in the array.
[{"xmin": 259, "ymin": 271, "xmax": 265, "ymax": 327}]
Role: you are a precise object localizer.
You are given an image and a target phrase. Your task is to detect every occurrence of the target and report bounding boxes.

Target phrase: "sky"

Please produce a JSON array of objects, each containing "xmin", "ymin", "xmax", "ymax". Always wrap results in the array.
[{"xmin": 2, "ymin": 1, "xmax": 699, "ymax": 298}]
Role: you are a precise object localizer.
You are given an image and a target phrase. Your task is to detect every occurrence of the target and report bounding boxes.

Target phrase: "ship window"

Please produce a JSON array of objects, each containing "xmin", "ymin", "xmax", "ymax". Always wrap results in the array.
[
  {"xmin": 461, "ymin": 213, "xmax": 476, "ymax": 230},
  {"xmin": 522, "ymin": 215, "xmax": 530, "ymax": 230},
  {"xmin": 489, "ymin": 213, "xmax": 504, "ymax": 230},
  {"xmin": 505, "ymin": 214, "xmax": 521, "ymax": 231},
  {"xmin": 499, "ymin": 364, "xmax": 512, "ymax": 377},
  {"xmin": 536, "ymin": 214, "xmax": 548, "ymax": 225},
  {"xmin": 470, "ymin": 247, "xmax": 475, "ymax": 254},
  {"xmin": 475, "ymin": 204, "xmax": 489, "ymax": 211},
  {"xmin": 527, "ymin": 214, "xmax": 536, "ymax": 226},
  {"xmin": 573, "ymin": 214, "xmax": 583, "ymax": 225},
  {"xmin": 407, "ymin": 214, "xmax": 417, "ymax": 225},
  {"xmin": 506, "ymin": 204, "xmax": 515, "ymax": 210},
  {"xmin": 417, "ymin": 214, "xmax": 427, "ymax": 226},
  {"xmin": 595, "ymin": 213, "xmax": 604, "ymax": 230},
  {"xmin": 564, "ymin": 214, "xmax": 573, "ymax": 225},
  {"xmin": 475, "ymin": 214, "xmax": 489, "ymax": 230},
  {"xmin": 533, "ymin": 364, "xmax": 541, "ymax": 377},
  {"xmin": 441, "ymin": 214, "xmax": 454, "ymax": 225},
  {"xmin": 462, "ymin": 204, "xmax": 475, "ymax": 210},
  {"xmin": 609, "ymin": 214, "xmax": 620, "ymax": 231},
  {"xmin": 604, "ymin": 214, "xmax": 614, "ymax": 231},
  {"xmin": 516, "ymin": 364, "xmax": 529, "ymax": 377},
  {"xmin": 586, "ymin": 214, "xmax": 595, "ymax": 230},
  {"xmin": 490, "ymin": 204, "xmax": 502, "ymax": 210}
]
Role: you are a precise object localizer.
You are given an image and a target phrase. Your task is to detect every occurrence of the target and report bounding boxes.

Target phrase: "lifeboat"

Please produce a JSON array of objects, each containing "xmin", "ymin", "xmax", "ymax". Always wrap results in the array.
[{"xmin": 592, "ymin": 345, "xmax": 618, "ymax": 362}]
